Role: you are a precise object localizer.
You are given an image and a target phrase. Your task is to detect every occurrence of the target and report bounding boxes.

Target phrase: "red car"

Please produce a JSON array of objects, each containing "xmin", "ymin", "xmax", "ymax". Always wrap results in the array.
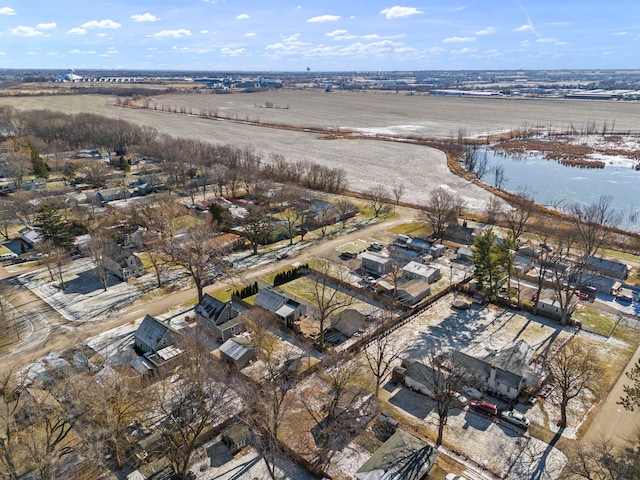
[
  {"xmin": 574, "ymin": 290, "xmax": 589, "ymax": 300},
  {"xmin": 470, "ymin": 399, "xmax": 498, "ymax": 416}
]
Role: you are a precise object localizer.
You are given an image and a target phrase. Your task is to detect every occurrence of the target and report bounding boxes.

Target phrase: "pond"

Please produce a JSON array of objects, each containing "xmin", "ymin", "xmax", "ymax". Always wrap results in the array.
[{"xmin": 478, "ymin": 149, "xmax": 640, "ymax": 232}]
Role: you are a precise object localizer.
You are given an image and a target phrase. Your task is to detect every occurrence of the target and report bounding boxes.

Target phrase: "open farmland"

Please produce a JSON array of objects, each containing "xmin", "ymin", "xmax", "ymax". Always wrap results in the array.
[{"xmin": 3, "ymin": 92, "xmax": 639, "ymax": 214}]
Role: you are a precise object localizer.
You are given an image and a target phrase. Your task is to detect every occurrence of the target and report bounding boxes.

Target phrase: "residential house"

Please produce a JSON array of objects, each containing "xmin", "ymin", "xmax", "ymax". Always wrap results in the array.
[
  {"xmin": 396, "ymin": 279, "xmax": 431, "ymax": 306},
  {"xmin": 405, "ymin": 237, "xmax": 431, "ymax": 254},
  {"xmin": 222, "ymin": 424, "xmax": 251, "ymax": 454},
  {"xmin": 389, "ymin": 246, "xmax": 426, "ymax": 264},
  {"xmin": 361, "ymin": 252, "xmax": 394, "ymax": 275},
  {"xmin": 444, "ymin": 224, "xmax": 474, "ymax": 245},
  {"xmin": 219, "ymin": 335, "xmax": 256, "ymax": 368},
  {"xmin": 19, "ymin": 226, "xmax": 42, "ymax": 248},
  {"xmin": 429, "ymin": 244, "xmax": 446, "ymax": 258},
  {"xmin": 330, "ymin": 308, "xmax": 364, "ymax": 337},
  {"xmin": 195, "ymin": 294, "xmax": 245, "ymax": 342},
  {"xmin": 536, "ymin": 293, "xmax": 577, "ymax": 321},
  {"xmin": 355, "ymin": 429, "xmax": 438, "ymax": 480},
  {"xmin": 402, "ymin": 261, "xmax": 441, "ymax": 284},
  {"xmin": 105, "ymin": 249, "xmax": 144, "ymax": 280},
  {"xmin": 457, "ymin": 247, "xmax": 474, "ymax": 262},
  {"xmin": 585, "ymin": 255, "xmax": 629, "ymax": 280},
  {"xmin": 134, "ymin": 315, "xmax": 178, "ymax": 354},
  {"xmin": 127, "ymin": 457, "xmax": 174, "ymax": 480},
  {"xmin": 454, "ymin": 340, "xmax": 542, "ymax": 400},
  {"xmin": 517, "ymin": 244, "xmax": 539, "ymax": 259},
  {"xmin": 94, "ymin": 188, "xmax": 127, "ymax": 204},
  {"xmin": 254, "ymin": 288, "xmax": 307, "ymax": 328}
]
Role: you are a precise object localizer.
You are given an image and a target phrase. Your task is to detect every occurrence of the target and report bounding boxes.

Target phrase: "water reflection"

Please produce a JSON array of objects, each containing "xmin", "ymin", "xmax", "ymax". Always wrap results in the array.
[{"xmin": 478, "ymin": 148, "xmax": 640, "ymax": 232}]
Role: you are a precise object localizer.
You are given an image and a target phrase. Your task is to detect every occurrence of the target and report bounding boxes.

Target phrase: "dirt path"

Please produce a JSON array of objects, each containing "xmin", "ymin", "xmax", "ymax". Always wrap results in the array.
[
  {"xmin": 0, "ymin": 210, "xmax": 413, "ymax": 376},
  {"xmin": 582, "ymin": 343, "xmax": 640, "ymax": 447}
]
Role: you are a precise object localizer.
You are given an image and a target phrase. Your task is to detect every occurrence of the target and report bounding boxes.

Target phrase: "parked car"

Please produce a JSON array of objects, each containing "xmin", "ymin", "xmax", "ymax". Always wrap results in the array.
[
  {"xmin": 574, "ymin": 290, "xmax": 590, "ymax": 300},
  {"xmin": 500, "ymin": 410, "xmax": 530, "ymax": 429},
  {"xmin": 454, "ymin": 392, "xmax": 469, "ymax": 406},
  {"xmin": 368, "ymin": 242, "xmax": 383, "ymax": 251},
  {"xmin": 470, "ymin": 399, "xmax": 498, "ymax": 416},
  {"xmin": 462, "ymin": 386, "xmax": 483, "ymax": 400},
  {"xmin": 275, "ymin": 252, "xmax": 289, "ymax": 260}
]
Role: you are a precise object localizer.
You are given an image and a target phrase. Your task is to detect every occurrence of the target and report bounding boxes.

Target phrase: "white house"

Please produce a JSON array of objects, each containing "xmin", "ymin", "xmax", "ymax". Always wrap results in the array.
[
  {"xmin": 361, "ymin": 252, "xmax": 393, "ymax": 275},
  {"xmin": 402, "ymin": 261, "xmax": 441, "ymax": 284}
]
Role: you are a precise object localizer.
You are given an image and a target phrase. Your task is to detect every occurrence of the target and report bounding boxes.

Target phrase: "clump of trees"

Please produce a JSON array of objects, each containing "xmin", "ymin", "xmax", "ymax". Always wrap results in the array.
[{"xmin": 273, "ymin": 263, "xmax": 309, "ymax": 287}]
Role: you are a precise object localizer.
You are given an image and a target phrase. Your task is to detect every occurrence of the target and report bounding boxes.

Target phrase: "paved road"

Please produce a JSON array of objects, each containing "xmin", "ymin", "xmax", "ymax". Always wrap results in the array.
[{"xmin": 0, "ymin": 209, "xmax": 413, "ymax": 375}]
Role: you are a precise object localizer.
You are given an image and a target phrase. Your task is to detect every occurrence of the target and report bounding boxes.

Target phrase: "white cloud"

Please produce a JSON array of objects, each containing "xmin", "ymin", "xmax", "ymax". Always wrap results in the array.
[
  {"xmin": 475, "ymin": 26, "xmax": 495, "ymax": 35},
  {"xmin": 307, "ymin": 15, "xmax": 340, "ymax": 23},
  {"xmin": 379, "ymin": 6, "xmax": 423, "ymax": 19},
  {"xmin": 69, "ymin": 49, "xmax": 96, "ymax": 54},
  {"xmin": 443, "ymin": 36, "xmax": 476, "ymax": 43},
  {"xmin": 282, "ymin": 33, "xmax": 300, "ymax": 42},
  {"xmin": 36, "ymin": 22, "xmax": 56, "ymax": 30},
  {"xmin": 11, "ymin": 26, "xmax": 44, "ymax": 37},
  {"xmin": 81, "ymin": 19, "xmax": 121, "ymax": 29},
  {"xmin": 220, "ymin": 47, "xmax": 246, "ymax": 56},
  {"xmin": 131, "ymin": 13, "xmax": 161, "ymax": 22},
  {"xmin": 326, "ymin": 29, "xmax": 356, "ymax": 40},
  {"xmin": 149, "ymin": 29, "xmax": 192, "ymax": 38},
  {"xmin": 245, "ymin": 32, "xmax": 256, "ymax": 37},
  {"xmin": 613, "ymin": 31, "xmax": 627, "ymax": 36},
  {"xmin": 363, "ymin": 33, "xmax": 405, "ymax": 40},
  {"xmin": 450, "ymin": 47, "xmax": 477, "ymax": 55},
  {"xmin": 513, "ymin": 24, "xmax": 534, "ymax": 32},
  {"xmin": 536, "ymin": 37, "xmax": 557, "ymax": 43},
  {"xmin": 0, "ymin": 7, "xmax": 16, "ymax": 15},
  {"xmin": 97, "ymin": 33, "xmax": 108, "ymax": 37},
  {"xmin": 236, "ymin": 13, "xmax": 249, "ymax": 20},
  {"xmin": 200, "ymin": 30, "xmax": 209, "ymax": 34},
  {"xmin": 67, "ymin": 27, "xmax": 87, "ymax": 35}
]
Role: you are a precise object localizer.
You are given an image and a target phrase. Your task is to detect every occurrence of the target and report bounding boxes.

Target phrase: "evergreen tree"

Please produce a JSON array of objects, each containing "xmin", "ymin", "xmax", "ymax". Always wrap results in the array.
[
  {"xmin": 471, "ymin": 228, "xmax": 505, "ymax": 300},
  {"xmin": 35, "ymin": 204, "xmax": 73, "ymax": 250}
]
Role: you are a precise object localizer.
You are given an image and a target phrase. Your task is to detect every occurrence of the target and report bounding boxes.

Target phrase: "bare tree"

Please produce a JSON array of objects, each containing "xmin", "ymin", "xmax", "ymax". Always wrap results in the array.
[
  {"xmin": 334, "ymin": 198, "xmax": 357, "ymax": 228},
  {"xmin": 21, "ymin": 386, "xmax": 84, "ymax": 480},
  {"xmin": 36, "ymin": 241, "xmax": 70, "ymax": 290},
  {"xmin": 392, "ymin": 183, "xmax": 406, "ymax": 209},
  {"xmin": 156, "ymin": 338, "xmax": 231, "ymax": 477},
  {"xmin": 547, "ymin": 338, "xmax": 603, "ymax": 428},
  {"xmin": 501, "ymin": 190, "xmax": 535, "ymax": 245},
  {"xmin": 421, "ymin": 186, "xmax": 464, "ymax": 239},
  {"xmin": 568, "ymin": 195, "xmax": 622, "ymax": 260},
  {"xmin": 88, "ymin": 230, "xmax": 117, "ymax": 291},
  {"xmin": 561, "ymin": 437, "xmax": 640, "ymax": 480},
  {"xmin": 0, "ymin": 371, "xmax": 22, "ymax": 480},
  {"xmin": 308, "ymin": 264, "xmax": 353, "ymax": 350},
  {"xmin": 619, "ymin": 359, "xmax": 640, "ymax": 412},
  {"xmin": 239, "ymin": 310, "xmax": 298, "ymax": 480},
  {"xmin": 12, "ymin": 191, "xmax": 39, "ymax": 227},
  {"xmin": 240, "ymin": 207, "xmax": 272, "ymax": 255},
  {"xmin": 83, "ymin": 160, "xmax": 107, "ymax": 188},
  {"xmin": 362, "ymin": 316, "xmax": 405, "ymax": 396},
  {"xmin": 279, "ymin": 206, "xmax": 302, "ymax": 245},
  {"xmin": 3, "ymin": 152, "xmax": 31, "ymax": 191},
  {"xmin": 365, "ymin": 185, "xmax": 391, "ymax": 218},
  {"xmin": 413, "ymin": 350, "xmax": 471, "ymax": 445},
  {"xmin": 167, "ymin": 223, "xmax": 225, "ymax": 302}
]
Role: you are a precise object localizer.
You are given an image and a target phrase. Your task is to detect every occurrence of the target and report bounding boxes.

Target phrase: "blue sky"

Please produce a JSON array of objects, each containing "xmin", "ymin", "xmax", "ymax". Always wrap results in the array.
[{"xmin": 1, "ymin": 0, "xmax": 638, "ymax": 71}]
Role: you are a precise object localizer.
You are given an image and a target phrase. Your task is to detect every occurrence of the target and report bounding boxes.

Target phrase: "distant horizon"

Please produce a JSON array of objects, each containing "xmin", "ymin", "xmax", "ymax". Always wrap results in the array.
[
  {"xmin": 5, "ymin": 68, "xmax": 640, "ymax": 75},
  {"xmin": 1, "ymin": 1, "xmax": 638, "ymax": 71}
]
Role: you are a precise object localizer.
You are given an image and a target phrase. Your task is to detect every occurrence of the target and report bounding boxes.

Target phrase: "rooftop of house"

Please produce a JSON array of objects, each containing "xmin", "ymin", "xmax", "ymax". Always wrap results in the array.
[
  {"xmin": 135, "ymin": 315, "xmax": 178, "ymax": 351},
  {"xmin": 355, "ymin": 429, "xmax": 438, "ymax": 480}
]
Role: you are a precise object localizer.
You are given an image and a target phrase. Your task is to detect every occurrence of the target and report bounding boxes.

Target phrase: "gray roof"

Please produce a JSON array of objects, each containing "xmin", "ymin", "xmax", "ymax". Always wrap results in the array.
[
  {"xmin": 135, "ymin": 315, "xmax": 174, "ymax": 351},
  {"xmin": 586, "ymin": 255, "xmax": 628, "ymax": 275},
  {"xmin": 454, "ymin": 340, "xmax": 533, "ymax": 390},
  {"xmin": 356, "ymin": 429, "xmax": 438, "ymax": 480},
  {"xmin": 219, "ymin": 337, "xmax": 252, "ymax": 362},
  {"xmin": 196, "ymin": 294, "xmax": 237, "ymax": 323},
  {"xmin": 255, "ymin": 288, "xmax": 287, "ymax": 312},
  {"xmin": 361, "ymin": 252, "xmax": 392, "ymax": 264},
  {"xmin": 255, "ymin": 288, "xmax": 301, "ymax": 315}
]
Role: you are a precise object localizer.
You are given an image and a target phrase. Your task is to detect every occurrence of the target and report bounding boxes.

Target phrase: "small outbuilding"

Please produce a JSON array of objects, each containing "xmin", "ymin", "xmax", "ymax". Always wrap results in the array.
[
  {"xmin": 361, "ymin": 252, "xmax": 394, "ymax": 275},
  {"xmin": 219, "ymin": 336, "xmax": 256, "ymax": 368}
]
